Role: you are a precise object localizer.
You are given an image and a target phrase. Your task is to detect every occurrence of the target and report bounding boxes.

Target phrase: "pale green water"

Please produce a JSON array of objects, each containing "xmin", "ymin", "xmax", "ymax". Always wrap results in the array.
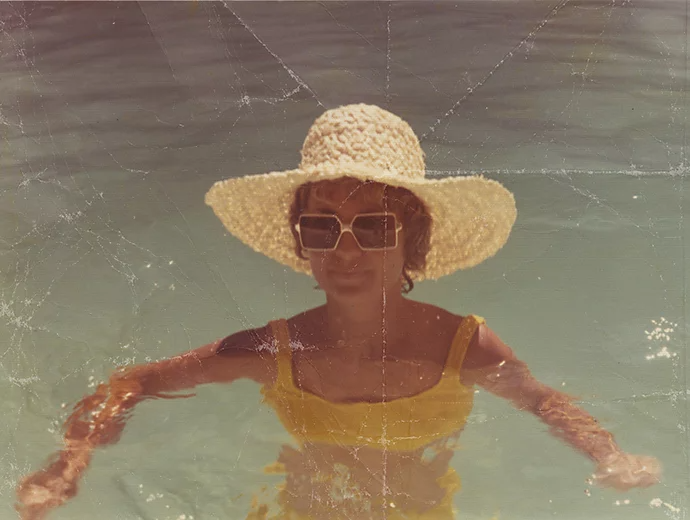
[{"xmin": 1, "ymin": 2, "xmax": 687, "ymax": 519}]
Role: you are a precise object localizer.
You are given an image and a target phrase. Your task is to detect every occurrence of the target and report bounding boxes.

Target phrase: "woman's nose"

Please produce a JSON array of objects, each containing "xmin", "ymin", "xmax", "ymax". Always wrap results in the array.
[{"xmin": 334, "ymin": 230, "xmax": 361, "ymax": 256}]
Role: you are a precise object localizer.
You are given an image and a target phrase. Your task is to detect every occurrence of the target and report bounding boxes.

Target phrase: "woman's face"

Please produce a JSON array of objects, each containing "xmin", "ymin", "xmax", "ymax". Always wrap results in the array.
[{"xmin": 301, "ymin": 179, "xmax": 406, "ymax": 300}]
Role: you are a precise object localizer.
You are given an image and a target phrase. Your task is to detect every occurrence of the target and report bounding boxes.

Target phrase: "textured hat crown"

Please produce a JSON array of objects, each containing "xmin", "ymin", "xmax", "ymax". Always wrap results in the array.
[{"xmin": 299, "ymin": 104, "xmax": 426, "ymax": 179}]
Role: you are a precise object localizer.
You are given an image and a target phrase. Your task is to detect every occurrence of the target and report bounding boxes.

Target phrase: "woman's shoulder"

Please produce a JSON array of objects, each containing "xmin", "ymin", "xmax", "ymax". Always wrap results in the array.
[
  {"xmin": 157, "ymin": 326, "xmax": 274, "ymax": 388},
  {"xmin": 215, "ymin": 324, "xmax": 274, "ymax": 353},
  {"xmin": 212, "ymin": 324, "xmax": 279, "ymax": 385},
  {"xmin": 216, "ymin": 308, "xmax": 325, "ymax": 356},
  {"xmin": 407, "ymin": 300, "xmax": 465, "ymax": 329}
]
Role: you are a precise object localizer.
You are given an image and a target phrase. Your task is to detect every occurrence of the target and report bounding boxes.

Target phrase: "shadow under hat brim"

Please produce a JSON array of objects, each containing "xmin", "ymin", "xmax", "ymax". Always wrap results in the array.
[{"xmin": 204, "ymin": 166, "xmax": 517, "ymax": 281}]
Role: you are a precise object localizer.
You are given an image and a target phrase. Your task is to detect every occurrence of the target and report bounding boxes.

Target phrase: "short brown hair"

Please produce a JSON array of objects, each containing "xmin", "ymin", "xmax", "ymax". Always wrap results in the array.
[{"xmin": 288, "ymin": 177, "xmax": 432, "ymax": 293}]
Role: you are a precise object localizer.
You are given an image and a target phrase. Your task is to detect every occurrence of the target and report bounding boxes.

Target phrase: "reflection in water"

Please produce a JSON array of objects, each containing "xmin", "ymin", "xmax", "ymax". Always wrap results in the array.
[{"xmin": 16, "ymin": 105, "xmax": 661, "ymax": 520}]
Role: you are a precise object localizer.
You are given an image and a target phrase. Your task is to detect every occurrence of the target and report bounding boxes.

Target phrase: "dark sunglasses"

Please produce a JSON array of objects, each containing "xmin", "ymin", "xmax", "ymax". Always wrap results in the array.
[{"xmin": 295, "ymin": 213, "xmax": 402, "ymax": 251}]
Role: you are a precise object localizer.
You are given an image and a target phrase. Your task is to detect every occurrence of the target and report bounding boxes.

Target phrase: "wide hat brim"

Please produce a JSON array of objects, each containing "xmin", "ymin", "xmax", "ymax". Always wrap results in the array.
[{"xmin": 205, "ymin": 164, "xmax": 517, "ymax": 281}]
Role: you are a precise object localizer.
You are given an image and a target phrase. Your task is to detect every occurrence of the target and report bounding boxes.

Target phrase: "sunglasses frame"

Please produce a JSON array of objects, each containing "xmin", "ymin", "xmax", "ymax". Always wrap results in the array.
[{"xmin": 295, "ymin": 212, "xmax": 403, "ymax": 252}]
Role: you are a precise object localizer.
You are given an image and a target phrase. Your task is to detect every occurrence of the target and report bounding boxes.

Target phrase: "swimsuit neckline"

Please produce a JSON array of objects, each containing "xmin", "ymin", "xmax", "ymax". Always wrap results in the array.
[{"xmin": 282, "ymin": 317, "xmax": 466, "ymax": 406}]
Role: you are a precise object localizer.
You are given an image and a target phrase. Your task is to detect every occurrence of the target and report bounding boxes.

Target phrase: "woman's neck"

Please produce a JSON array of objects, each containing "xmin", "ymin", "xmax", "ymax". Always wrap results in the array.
[{"xmin": 322, "ymin": 291, "xmax": 409, "ymax": 356}]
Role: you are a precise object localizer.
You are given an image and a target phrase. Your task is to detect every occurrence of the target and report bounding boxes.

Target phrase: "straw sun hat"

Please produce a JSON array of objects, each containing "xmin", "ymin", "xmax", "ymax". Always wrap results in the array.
[{"xmin": 205, "ymin": 104, "xmax": 516, "ymax": 281}]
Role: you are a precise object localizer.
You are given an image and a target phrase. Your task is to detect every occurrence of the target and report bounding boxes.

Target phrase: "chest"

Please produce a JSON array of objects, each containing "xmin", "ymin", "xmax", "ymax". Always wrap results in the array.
[{"xmin": 290, "ymin": 337, "xmax": 456, "ymax": 403}]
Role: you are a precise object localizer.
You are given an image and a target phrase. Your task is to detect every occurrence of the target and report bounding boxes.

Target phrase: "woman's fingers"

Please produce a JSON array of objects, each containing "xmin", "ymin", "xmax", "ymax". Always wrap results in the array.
[{"xmin": 593, "ymin": 453, "xmax": 662, "ymax": 490}]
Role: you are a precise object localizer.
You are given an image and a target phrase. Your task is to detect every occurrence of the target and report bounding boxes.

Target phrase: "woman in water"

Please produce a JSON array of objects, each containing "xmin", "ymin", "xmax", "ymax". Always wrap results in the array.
[{"xmin": 17, "ymin": 104, "xmax": 660, "ymax": 520}]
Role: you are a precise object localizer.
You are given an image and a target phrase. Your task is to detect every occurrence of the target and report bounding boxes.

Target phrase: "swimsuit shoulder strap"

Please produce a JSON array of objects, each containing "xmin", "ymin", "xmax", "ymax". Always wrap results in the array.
[
  {"xmin": 268, "ymin": 319, "xmax": 293, "ymax": 387},
  {"xmin": 445, "ymin": 314, "xmax": 485, "ymax": 374}
]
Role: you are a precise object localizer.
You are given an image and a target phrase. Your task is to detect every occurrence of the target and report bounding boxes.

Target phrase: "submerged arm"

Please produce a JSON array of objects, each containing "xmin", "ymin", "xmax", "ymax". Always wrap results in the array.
[
  {"xmin": 462, "ymin": 324, "xmax": 661, "ymax": 490},
  {"xmin": 16, "ymin": 327, "xmax": 272, "ymax": 520}
]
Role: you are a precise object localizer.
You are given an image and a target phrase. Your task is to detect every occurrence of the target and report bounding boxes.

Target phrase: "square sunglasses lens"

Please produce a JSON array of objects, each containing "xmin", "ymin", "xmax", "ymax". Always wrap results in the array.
[
  {"xmin": 299, "ymin": 216, "xmax": 340, "ymax": 249},
  {"xmin": 352, "ymin": 214, "xmax": 397, "ymax": 249}
]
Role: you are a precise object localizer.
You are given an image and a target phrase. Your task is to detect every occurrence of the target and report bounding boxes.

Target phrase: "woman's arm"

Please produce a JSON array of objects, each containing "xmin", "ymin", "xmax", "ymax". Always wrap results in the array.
[
  {"xmin": 110, "ymin": 325, "xmax": 275, "ymax": 396},
  {"xmin": 16, "ymin": 326, "xmax": 274, "ymax": 520},
  {"xmin": 461, "ymin": 324, "xmax": 661, "ymax": 491}
]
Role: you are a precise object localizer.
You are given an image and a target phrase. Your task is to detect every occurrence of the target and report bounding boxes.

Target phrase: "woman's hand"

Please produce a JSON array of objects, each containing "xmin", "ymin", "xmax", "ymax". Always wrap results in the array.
[
  {"xmin": 593, "ymin": 452, "xmax": 662, "ymax": 491},
  {"xmin": 17, "ymin": 469, "xmax": 75, "ymax": 520},
  {"xmin": 16, "ymin": 357, "xmax": 200, "ymax": 520},
  {"xmin": 15, "ymin": 375, "xmax": 144, "ymax": 520},
  {"xmin": 15, "ymin": 448, "xmax": 90, "ymax": 520}
]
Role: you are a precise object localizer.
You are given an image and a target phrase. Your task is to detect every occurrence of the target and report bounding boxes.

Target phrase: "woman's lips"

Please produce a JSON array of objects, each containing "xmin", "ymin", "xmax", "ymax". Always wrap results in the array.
[{"xmin": 329, "ymin": 269, "xmax": 366, "ymax": 278}]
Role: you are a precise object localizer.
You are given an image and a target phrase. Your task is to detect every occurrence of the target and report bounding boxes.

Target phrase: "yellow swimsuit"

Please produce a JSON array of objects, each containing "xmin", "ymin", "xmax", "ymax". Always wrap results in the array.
[{"xmin": 255, "ymin": 315, "xmax": 484, "ymax": 519}]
